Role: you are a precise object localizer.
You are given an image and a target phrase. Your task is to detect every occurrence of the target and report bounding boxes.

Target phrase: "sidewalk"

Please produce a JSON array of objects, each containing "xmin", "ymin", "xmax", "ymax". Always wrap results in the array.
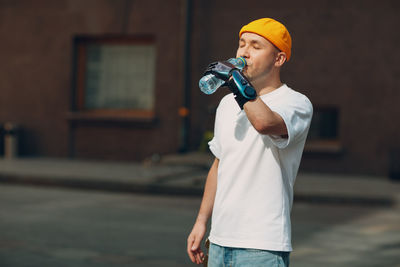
[{"xmin": 0, "ymin": 152, "xmax": 399, "ymax": 206}]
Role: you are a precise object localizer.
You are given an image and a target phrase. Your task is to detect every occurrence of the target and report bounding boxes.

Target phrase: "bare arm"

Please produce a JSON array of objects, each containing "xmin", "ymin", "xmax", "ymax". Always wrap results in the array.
[
  {"xmin": 244, "ymin": 98, "xmax": 288, "ymax": 136},
  {"xmin": 187, "ymin": 158, "xmax": 219, "ymax": 265}
]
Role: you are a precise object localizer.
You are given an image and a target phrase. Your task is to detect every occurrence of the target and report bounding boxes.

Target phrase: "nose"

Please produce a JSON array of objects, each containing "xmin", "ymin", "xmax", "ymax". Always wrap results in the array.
[{"xmin": 237, "ymin": 46, "xmax": 250, "ymax": 60}]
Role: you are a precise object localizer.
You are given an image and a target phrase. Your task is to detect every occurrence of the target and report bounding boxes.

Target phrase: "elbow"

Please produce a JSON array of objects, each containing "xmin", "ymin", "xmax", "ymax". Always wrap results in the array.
[
  {"xmin": 252, "ymin": 119, "xmax": 287, "ymax": 136},
  {"xmin": 252, "ymin": 119, "xmax": 274, "ymax": 135}
]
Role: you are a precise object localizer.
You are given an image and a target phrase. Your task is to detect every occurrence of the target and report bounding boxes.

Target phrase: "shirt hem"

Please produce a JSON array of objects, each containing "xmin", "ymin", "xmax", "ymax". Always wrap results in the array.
[{"xmin": 208, "ymin": 235, "xmax": 292, "ymax": 252}]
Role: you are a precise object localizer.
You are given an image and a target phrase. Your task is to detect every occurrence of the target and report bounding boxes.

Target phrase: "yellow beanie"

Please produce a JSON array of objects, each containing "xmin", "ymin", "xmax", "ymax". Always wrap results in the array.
[{"xmin": 239, "ymin": 18, "xmax": 292, "ymax": 61}]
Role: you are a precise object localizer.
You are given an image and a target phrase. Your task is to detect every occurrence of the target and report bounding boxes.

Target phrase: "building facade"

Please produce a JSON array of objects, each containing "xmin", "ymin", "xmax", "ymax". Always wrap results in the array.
[{"xmin": 0, "ymin": 0, "xmax": 399, "ymax": 176}]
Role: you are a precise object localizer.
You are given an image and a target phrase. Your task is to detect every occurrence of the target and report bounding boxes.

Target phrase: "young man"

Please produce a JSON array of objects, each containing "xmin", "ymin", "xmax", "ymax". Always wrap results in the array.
[{"xmin": 187, "ymin": 18, "xmax": 313, "ymax": 266}]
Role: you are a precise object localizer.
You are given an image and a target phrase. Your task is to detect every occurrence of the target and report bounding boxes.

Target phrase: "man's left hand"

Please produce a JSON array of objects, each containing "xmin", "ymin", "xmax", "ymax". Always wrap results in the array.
[{"xmin": 204, "ymin": 61, "xmax": 237, "ymax": 81}]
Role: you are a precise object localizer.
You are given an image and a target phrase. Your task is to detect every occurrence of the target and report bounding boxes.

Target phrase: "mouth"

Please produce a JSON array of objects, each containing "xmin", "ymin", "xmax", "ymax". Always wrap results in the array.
[{"xmin": 243, "ymin": 62, "xmax": 251, "ymax": 73}]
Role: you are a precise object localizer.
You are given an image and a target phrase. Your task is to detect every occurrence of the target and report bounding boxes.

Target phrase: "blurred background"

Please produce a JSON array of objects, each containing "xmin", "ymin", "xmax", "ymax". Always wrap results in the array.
[{"xmin": 0, "ymin": 0, "xmax": 399, "ymax": 266}]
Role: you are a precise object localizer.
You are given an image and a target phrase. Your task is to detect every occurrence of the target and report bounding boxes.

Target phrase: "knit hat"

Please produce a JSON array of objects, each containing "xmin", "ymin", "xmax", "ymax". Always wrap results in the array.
[{"xmin": 239, "ymin": 18, "xmax": 292, "ymax": 61}]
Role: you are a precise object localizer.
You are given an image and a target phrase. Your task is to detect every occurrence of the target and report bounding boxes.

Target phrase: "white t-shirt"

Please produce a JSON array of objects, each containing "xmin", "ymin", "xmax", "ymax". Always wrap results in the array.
[{"xmin": 208, "ymin": 84, "xmax": 313, "ymax": 252}]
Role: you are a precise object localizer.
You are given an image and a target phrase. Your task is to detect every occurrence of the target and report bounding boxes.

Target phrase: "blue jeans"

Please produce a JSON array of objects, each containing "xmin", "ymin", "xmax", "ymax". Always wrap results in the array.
[{"xmin": 208, "ymin": 243, "xmax": 290, "ymax": 267}]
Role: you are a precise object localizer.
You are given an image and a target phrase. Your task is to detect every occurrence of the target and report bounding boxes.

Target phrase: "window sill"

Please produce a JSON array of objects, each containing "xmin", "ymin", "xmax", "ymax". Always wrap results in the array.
[
  {"xmin": 66, "ymin": 110, "xmax": 157, "ymax": 124},
  {"xmin": 304, "ymin": 139, "xmax": 343, "ymax": 154}
]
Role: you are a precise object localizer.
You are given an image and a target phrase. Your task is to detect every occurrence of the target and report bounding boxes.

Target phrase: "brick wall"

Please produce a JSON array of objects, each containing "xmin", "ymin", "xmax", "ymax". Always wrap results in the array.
[{"xmin": 0, "ymin": 0, "xmax": 399, "ymax": 175}]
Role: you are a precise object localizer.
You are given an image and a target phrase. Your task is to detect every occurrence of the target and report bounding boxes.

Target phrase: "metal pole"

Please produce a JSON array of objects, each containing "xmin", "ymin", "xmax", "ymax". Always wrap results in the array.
[{"xmin": 179, "ymin": 0, "xmax": 193, "ymax": 152}]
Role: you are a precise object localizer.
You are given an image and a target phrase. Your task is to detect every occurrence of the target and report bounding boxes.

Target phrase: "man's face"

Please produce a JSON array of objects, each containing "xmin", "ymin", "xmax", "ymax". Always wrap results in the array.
[{"xmin": 236, "ymin": 32, "xmax": 280, "ymax": 83}]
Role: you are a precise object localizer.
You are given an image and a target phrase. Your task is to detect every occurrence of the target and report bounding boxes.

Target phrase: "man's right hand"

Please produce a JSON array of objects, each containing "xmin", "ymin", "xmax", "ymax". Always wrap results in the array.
[
  {"xmin": 187, "ymin": 158, "xmax": 218, "ymax": 265},
  {"xmin": 187, "ymin": 221, "xmax": 207, "ymax": 265}
]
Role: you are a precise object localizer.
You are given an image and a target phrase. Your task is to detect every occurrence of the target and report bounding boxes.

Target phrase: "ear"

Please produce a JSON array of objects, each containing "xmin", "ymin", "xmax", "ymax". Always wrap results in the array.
[{"xmin": 275, "ymin": 52, "xmax": 287, "ymax": 67}]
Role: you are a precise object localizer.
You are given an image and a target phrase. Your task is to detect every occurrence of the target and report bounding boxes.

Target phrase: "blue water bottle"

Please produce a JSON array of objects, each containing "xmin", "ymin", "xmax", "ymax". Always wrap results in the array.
[{"xmin": 199, "ymin": 57, "xmax": 246, "ymax": 95}]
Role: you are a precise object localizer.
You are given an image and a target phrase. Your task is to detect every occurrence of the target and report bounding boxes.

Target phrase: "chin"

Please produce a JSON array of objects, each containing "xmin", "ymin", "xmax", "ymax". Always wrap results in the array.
[{"xmin": 243, "ymin": 71, "xmax": 252, "ymax": 80}]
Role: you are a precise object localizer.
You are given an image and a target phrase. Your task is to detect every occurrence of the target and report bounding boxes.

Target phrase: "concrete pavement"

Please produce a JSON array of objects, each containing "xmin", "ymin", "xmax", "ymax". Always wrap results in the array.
[
  {"xmin": 0, "ymin": 183, "xmax": 399, "ymax": 267},
  {"xmin": 0, "ymin": 152, "xmax": 399, "ymax": 206}
]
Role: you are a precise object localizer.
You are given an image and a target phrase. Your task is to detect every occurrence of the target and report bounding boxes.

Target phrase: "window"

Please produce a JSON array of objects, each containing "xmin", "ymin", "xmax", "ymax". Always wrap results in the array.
[
  {"xmin": 308, "ymin": 107, "xmax": 339, "ymax": 140},
  {"xmin": 305, "ymin": 106, "xmax": 342, "ymax": 153},
  {"xmin": 73, "ymin": 36, "xmax": 156, "ymax": 120}
]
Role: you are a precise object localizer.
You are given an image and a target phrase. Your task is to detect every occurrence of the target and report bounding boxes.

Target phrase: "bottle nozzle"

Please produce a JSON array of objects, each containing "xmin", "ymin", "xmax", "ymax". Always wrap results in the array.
[{"xmin": 237, "ymin": 57, "xmax": 246, "ymax": 67}]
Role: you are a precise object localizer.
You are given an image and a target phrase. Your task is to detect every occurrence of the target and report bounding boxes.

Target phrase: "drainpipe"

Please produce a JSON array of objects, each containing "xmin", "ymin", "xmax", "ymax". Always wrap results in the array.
[{"xmin": 179, "ymin": 0, "xmax": 193, "ymax": 152}]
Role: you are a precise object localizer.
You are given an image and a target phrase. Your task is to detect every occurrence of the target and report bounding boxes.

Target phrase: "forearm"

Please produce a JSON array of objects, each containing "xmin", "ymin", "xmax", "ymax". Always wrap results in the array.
[
  {"xmin": 187, "ymin": 158, "xmax": 218, "ymax": 264},
  {"xmin": 243, "ymin": 97, "xmax": 287, "ymax": 136},
  {"xmin": 196, "ymin": 158, "xmax": 219, "ymax": 225}
]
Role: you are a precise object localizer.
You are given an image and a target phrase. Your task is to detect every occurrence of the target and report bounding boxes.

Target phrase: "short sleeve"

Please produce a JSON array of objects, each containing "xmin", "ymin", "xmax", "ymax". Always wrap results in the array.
[
  {"xmin": 208, "ymin": 100, "xmax": 223, "ymax": 159},
  {"xmin": 267, "ymin": 95, "xmax": 313, "ymax": 149},
  {"xmin": 208, "ymin": 137, "xmax": 221, "ymax": 159}
]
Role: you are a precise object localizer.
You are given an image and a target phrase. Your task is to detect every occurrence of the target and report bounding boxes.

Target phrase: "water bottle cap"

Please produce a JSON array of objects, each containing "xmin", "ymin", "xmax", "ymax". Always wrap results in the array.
[{"xmin": 237, "ymin": 57, "xmax": 246, "ymax": 67}]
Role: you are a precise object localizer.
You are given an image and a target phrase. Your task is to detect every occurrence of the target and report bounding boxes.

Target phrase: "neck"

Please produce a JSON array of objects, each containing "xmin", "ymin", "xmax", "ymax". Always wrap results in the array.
[{"xmin": 253, "ymin": 71, "xmax": 283, "ymax": 96}]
